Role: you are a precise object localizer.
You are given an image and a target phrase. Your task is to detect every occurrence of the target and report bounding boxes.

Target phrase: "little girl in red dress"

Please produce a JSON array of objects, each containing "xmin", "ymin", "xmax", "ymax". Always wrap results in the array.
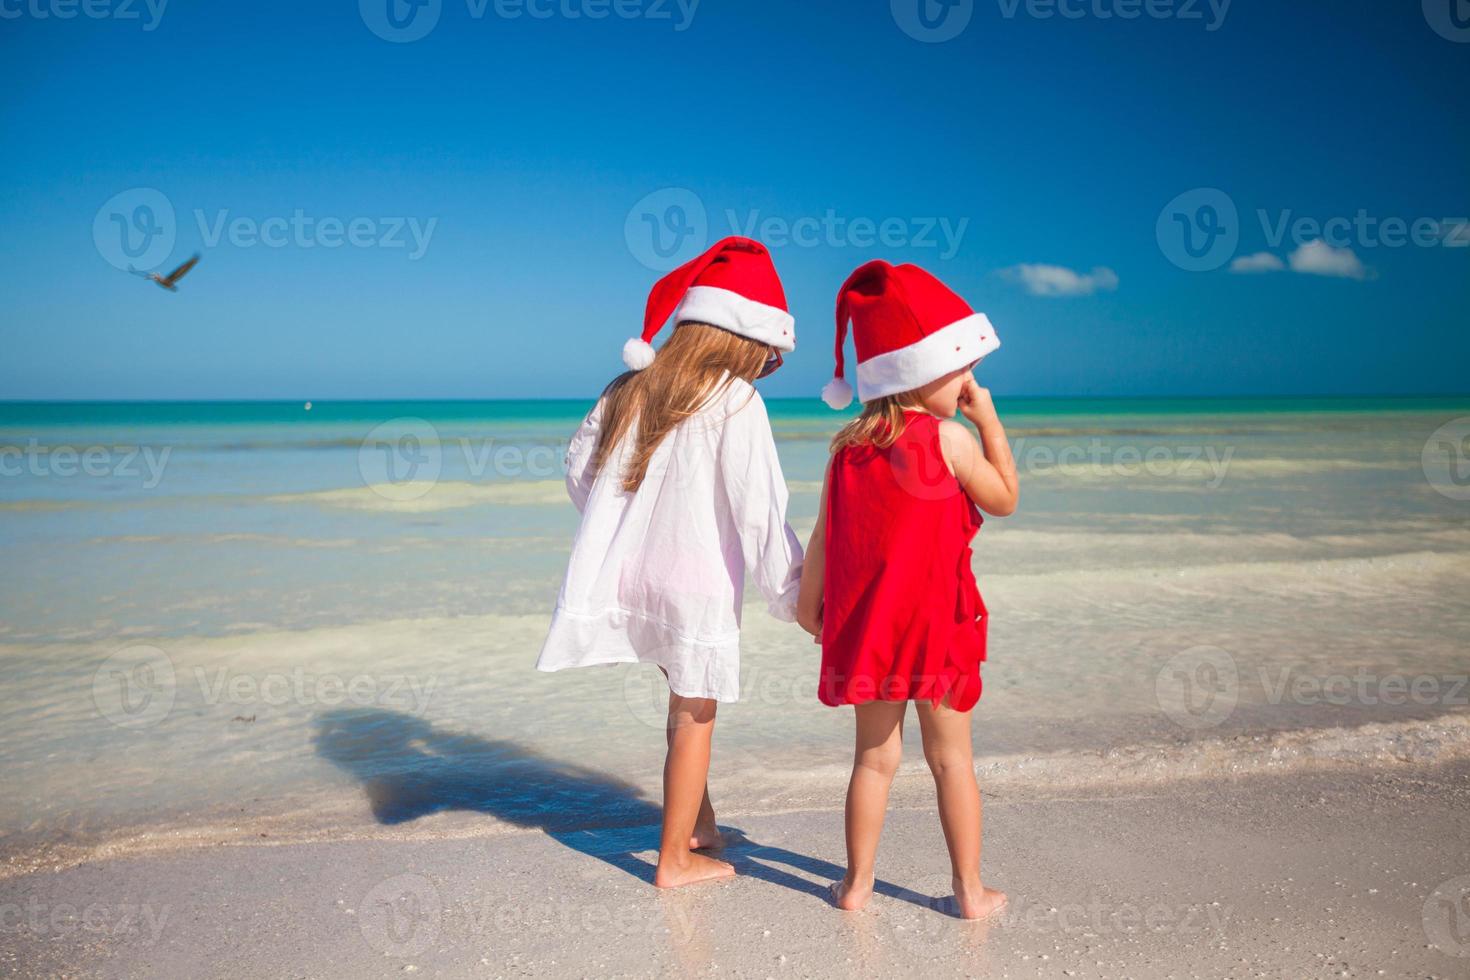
[{"xmin": 798, "ymin": 260, "xmax": 1019, "ymax": 919}]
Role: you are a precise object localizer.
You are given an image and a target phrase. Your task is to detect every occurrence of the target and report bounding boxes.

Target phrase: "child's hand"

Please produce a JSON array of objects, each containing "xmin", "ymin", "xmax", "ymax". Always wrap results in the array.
[
  {"xmin": 797, "ymin": 602, "xmax": 823, "ymax": 640},
  {"xmin": 958, "ymin": 376, "xmax": 996, "ymax": 426}
]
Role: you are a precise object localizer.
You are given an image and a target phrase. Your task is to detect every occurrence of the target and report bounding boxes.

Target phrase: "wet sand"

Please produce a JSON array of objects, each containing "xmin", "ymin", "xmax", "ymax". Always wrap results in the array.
[{"xmin": 3, "ymin": 762, "xmax": 1467, "ymax": 979}]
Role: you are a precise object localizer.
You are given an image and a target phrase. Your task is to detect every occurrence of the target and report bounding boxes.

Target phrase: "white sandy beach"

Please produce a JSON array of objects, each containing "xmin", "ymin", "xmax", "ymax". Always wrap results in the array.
[
  {"xmin": 2, "ymin": 762, "xmax": 1467, "ymax": 978},
  {"xmin": 2, "ymin": 400, "xmax": 1468, "ymax": 977}
]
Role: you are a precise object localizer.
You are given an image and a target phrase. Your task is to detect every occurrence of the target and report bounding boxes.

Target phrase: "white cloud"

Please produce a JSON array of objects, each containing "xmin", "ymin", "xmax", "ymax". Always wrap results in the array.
[
  {"xmin": 1288, "ymin": 240, "xmax": 1370, "ymax": 280},
  {"xmin": 1229, "ymin": 252, "xmax": 1285, "ymax": 274},
  {"xmin": 1004, "ymin": 263, "xmax": 1119, "ymax": 297}
]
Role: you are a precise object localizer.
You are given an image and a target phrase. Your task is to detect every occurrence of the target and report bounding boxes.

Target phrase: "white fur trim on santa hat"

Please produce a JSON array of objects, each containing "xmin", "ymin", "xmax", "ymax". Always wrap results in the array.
[
  {"xmin": 855, "ymin": 313, "xmax": 1000, "ymax": 402},
  {"xmin": 672, "ymin": 285, "xmax": 796, "ymax": 352},
  {"xmin": 622, "ymin": 337, "xmax": 656, "ymax": 370},
  {"xmin": 821, "ymin": 377, "xmax": 854, "ymax": 410}
]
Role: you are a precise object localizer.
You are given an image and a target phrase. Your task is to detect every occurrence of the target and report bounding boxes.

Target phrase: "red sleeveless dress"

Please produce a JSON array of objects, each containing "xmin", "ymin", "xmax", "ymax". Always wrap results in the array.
[{"xmin": 818, "ymin": 411, "xmax": 987, "ymax": 711}]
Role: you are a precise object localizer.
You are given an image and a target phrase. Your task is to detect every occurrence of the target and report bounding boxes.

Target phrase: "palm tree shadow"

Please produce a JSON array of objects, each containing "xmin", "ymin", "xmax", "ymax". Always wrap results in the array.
[{"xmin": 312, "ymin": 707, "xmax": 928, "ymax": 909}]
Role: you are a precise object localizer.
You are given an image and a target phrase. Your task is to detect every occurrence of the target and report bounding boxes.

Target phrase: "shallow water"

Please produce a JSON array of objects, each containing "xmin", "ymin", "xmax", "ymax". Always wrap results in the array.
[{"xmin": 1, "ymin": 397, "xmax": 1468, "ymax": 858}]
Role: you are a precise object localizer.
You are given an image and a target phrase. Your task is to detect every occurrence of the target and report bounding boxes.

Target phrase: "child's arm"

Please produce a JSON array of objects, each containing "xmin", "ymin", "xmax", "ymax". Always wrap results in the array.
[
  {"xmin": 939, "ymin": 377, "xmax": 1019, "ymax": 517},
  {"xmin": 720, "ymin": 394, "xmax": 805, "ymax": 621},
  {"xmin": 564, "ymin": 399, "xmax": 605, "ymax": 514},
  {"xmin": 795, "ymin": 461, "xmax": 830, "ymax": 638}
]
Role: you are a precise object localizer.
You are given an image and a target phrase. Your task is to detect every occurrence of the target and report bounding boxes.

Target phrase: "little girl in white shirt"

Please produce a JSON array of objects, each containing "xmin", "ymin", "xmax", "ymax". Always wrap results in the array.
[{"xmin": 537, "ymin": 237, "xmax": 803, "ymax": 888}]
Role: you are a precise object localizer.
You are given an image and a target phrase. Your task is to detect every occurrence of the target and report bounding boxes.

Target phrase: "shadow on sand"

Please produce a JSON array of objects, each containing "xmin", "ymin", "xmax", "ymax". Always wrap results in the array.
[{"xmin": 311, "ymin": 707, "xmax": 928, "ymax": 909}]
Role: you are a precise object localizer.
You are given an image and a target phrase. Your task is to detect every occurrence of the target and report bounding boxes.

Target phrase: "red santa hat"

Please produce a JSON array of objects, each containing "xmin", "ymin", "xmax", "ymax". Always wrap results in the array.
[
  {"xmin": 623, "ymin": 236, "xmax": 795, "ymax": 370},
  {"xmin": 822, "ymin": 260, "xmax": 999, "ymax": 409}
]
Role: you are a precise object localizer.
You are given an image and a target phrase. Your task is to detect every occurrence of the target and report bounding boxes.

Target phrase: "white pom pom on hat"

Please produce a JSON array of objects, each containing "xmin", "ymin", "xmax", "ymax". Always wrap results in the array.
[
  {"xmin": 821, "ymin": 377, "xmax": 854, "ymax": 410},
  {"xmin": 823, "ymin": 260, "xmax": 1000, "ymax": 406},
  {"xmin": 620, "ymin": 237, "xmax": 795, "ymax": 371},
  {"xmin": 622, "ymin": 337, "xmax": 656, "ymax": 371}
]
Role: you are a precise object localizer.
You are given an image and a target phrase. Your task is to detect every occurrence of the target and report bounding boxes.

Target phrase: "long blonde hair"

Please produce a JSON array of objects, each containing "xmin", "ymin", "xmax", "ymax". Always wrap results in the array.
[
  {"xmin": 593, "ymin": 322, "xmax": 773, "ymax": 493},
  {"xmin": 830, "ymin": 392, "xmax": 923, "ymax": 453}
]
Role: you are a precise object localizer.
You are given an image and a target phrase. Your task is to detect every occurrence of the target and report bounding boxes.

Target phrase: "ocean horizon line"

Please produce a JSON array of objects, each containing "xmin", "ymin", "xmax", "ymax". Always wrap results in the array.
[
  {"xmin": 3, "ymin": 392, "xmax": 1469, "ymax": 407},
  {"xmin": 4, "ymin": 393, "xmax": 1469, "ymax": 430}
]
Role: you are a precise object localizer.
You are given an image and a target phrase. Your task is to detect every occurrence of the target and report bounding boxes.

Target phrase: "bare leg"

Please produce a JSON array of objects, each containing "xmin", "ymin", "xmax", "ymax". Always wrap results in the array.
[
  {"xmin": 659, "ymin": 669, "xmax": 722, "ymax": 850},
  {"xmin": 832, "ymin": 700, "xmax": 906, "ymax": 911},
  {"xmin": 915, "ymin": 698, "xmax": 1006, "ymax": 919},
  {"xmin": 653, "ymin": 692, "xmax": 735, "ymax": 889}
]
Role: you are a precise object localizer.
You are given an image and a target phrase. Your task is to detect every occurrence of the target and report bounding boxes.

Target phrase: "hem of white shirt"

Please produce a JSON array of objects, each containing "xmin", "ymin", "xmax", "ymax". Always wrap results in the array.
[{"xmin": 536, "ymin": 604, "xmax": 744, "ymax": 703}]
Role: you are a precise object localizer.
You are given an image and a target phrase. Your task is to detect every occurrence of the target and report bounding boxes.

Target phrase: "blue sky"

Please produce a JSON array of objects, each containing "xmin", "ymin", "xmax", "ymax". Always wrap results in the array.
[{"xmin": 1, "ymin": 0, "xmax": 1467, "ymax": 400}]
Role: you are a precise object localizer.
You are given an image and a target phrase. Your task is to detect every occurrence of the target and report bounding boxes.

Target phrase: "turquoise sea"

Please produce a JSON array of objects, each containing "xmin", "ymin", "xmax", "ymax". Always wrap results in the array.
[{"xmin": 2, "ymin": 396, "xmax": 1468, "ymax": 868}]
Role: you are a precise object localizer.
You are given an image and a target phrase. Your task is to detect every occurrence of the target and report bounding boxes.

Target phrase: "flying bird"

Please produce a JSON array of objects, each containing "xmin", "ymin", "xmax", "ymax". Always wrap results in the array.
[{"xmin": 133, "ymin": 253, "xmax": 200, "ymax": 291}]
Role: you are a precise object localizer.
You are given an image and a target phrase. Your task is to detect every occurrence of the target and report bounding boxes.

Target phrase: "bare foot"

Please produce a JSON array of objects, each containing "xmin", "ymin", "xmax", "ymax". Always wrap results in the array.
[
  {"xmin": 689, "ymin": 823, "xmax": 725, "ymax": 851},
  {"xmin": 829, "ymin": 874, "xmax": 874, "ymax": 911},
  {"xmin": 654, "ymin": 851, "xmax": 736, "ymax": 889},
  {"xmin": 952, "ymin": 877, "xmax": 1007, "ymax": 920}
]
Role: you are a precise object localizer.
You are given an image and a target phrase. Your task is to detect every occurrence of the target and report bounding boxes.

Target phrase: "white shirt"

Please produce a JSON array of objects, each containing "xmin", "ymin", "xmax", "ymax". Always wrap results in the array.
[{"xmin": 537, "ymin": 377, "xmax": 804, "ymax": 702}]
